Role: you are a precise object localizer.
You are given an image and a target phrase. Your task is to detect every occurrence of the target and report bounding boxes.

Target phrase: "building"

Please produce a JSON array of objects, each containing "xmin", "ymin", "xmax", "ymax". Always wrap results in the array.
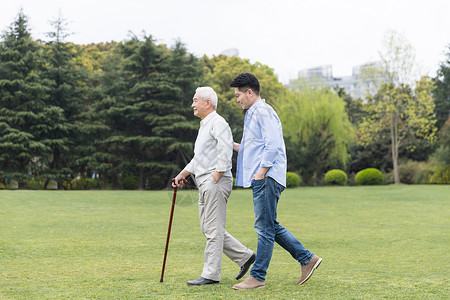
[{"xmin": 288, "ymin": 62, "xmax": 389, "ymax": 99}]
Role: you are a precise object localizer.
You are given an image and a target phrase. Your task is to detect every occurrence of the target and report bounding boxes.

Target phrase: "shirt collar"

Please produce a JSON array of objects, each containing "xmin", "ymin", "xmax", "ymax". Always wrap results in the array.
[
  {"xmin": 200, "ymin": 111, "xmax": 217, "ymax": 126},
  {"xmin": 248, "ymin": 99, "xmax": 265, "ymax": 114}
]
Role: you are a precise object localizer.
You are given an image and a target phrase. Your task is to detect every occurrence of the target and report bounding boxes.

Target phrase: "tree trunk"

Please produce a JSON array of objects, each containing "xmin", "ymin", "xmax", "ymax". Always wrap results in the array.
[
  {"xmin": 138, "ymin": 167, "xmax": 144, "ymax": 190},
  {"xmin": 390, "ymin": 113, "xmax": 400, "ymax": 184}
]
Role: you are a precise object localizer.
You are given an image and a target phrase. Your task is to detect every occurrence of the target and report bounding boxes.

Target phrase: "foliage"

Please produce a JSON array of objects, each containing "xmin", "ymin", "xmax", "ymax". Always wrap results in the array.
[
  {"xmin": 415, "ymin": 165, "xmax": 450, "ymax": 184},
  {"xmin": 283, "ymin": 82, "xmax": 354, "ymax": 183},
  {"xmin": 324, "ymin": 169, "xmax": 348, "ymax": 185},
  {"xmin": 358, "ymin": 77, "xmax": 437, "ymax": 183},
  {"xmin": 202, "ymin": 54, "xmax": 288, "ymax": 142},
  {"xmin": 432, "ymin": 119, "xmax": 450, "ymax": 165},
  {"xmin": 384, "ymin": 160, "xmax": 427, "ymax": 184},
  {"xmin": 286, "ymin": 172, "xmax": 301, "ymax": 188},
  {"xmin": 27, "ymin": 179, "xmax": 44, "ymax": 190},
  {"xmin": 120, "ymin": 175, "xmax": 139, "ymax": 190},
  {"xmin": 63, "ymin": 177, "xmax": 102, "ymax": 190},
  {"xmin": 355, "ymin": 168, "xmax": 384, "ymax": 185},
  {"xmin": 433, "ymin": 44, "xmax": 450, "ymax": 130},
  {"xmin": 0, "ymin": 11, "xmax": 444, "ymax": 189},
  {"xmin": 0, "ymin": 10, "xmax": 49, "ymax": 186}
]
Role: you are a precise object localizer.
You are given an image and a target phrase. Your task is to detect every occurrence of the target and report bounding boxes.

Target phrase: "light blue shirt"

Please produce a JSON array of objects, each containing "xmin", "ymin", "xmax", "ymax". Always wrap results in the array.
[{"xmin": 235, "ymin": 99, "xmax": 287, "ymax": 188}]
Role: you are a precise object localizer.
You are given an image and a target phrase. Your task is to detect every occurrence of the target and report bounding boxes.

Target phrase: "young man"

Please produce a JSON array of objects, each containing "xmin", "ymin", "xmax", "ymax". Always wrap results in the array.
[
  {"xmin": 173, "ymin": 86, "xmax": 255, "ymax": 286},
  {"xmin": 230, "ymin": 73, "xmax": 322, "ymax": 290}
]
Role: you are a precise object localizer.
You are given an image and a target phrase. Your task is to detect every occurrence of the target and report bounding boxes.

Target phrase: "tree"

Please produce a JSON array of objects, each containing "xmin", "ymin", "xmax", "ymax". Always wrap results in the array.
[
  {"xmin": 0, "ymin": 10, "xmax": 48, "ymax": 186},
  {"xmin": 202, "ymin": 55, "xmax": 288, "ymax": 143},
  {"xmin": 37, "ymin": 13, "xmax": 86, "ymax": 188},
  {"xmin": 358, "ymin": 30, "xmax": 436, "ymax": 183},
  {"xmin": 433, "ymin": 44, "xmax": 450, "ymax": 130},
  {"xmin": 358, "ymin": 77, "xmax": 437, "ymax": 183},
  {"xmin": 280, "ymin": 81, "xmax": 354, "ymax": 183}
]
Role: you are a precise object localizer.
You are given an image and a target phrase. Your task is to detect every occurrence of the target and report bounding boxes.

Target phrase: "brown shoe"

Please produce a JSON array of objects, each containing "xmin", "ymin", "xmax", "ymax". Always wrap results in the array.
[
  {"xmin": 232, "ymin": 276, "xmax": 265, "ymax": 290},
  {"xmin": 297, "ymin": 256, "xmax": 322, "ymax": 285}
]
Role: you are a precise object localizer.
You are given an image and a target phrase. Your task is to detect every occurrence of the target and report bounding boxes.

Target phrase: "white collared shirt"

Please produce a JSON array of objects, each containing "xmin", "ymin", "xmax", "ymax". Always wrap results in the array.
[{"xmin": 185, "ymin": 111, "xmax": 233, "ymax": 185}]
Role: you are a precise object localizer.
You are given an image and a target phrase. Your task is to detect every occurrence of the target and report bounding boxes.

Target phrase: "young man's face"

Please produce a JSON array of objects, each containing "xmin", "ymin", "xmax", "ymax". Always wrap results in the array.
[{"xmin": 235, "ymin": 87, "xmax": 252, "ymax": 110}]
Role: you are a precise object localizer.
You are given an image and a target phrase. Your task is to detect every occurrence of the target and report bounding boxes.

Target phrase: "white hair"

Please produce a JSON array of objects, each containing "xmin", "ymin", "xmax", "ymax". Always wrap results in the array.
[{"xmin": 195, "ymin": 86, "xmax": 218, "ymax": 109}]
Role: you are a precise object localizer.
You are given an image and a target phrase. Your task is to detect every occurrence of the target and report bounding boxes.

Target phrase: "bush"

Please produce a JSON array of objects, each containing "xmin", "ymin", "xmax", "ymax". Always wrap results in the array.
[
  {"xmin": 63, "ymin": 177, "xmax": 101, "ymax": 190},
  {"xmin": 324, "ymin": 169, "xmax": 347, "ymax": 185},
  {"xmin": 385, "ymin": 160, "xmax": 427, "ymax": 184},
  {"xmin": 416, "ymin": 165, "xmax": 450, "ymax": 184},
  {"xmin": 47, "ymin": 179, "xmax": 58, "ymax": 190},
  {"xmin": 8, "ymin": 180, "xmax": 19, "ymax": 190},
  {"xmin": 355, "ymin": 168, "xmax": 384, "ymax": 185},
  {"xmin": 27, "ymin": 179, "xmax": 44, "ymax": 190},
  {"xmin": 286, "ymin": 172, "xmax": 301, "ymax": 188},
  {"xmin": 121, "ymin": 175, "xmax": 139, "ymax": 190}
]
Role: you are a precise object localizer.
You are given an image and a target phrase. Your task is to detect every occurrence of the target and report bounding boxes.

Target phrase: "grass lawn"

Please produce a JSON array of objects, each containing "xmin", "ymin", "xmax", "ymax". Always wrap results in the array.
[{"xmin": 0, "ymin": 185, "xmax": 448, "ymax": 299}]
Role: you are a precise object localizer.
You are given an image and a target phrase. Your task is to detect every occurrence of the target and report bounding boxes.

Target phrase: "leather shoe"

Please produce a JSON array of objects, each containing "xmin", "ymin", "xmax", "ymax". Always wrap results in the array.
[
  {"xmin": 187, "ymin": 276, "xmax": 219, "ymax": 286},
  {"xmin": 297, "ymin": 256, "xmax": 322, "ymax": 285},
  {"xmin": 236, "ymin": 253, "xmax": 256, "ymax": 280}
]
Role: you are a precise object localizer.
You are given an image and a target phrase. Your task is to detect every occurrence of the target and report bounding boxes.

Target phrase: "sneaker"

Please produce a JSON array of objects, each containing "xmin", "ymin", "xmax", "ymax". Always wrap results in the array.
[
  {"xmin": 297, "ymin": 256, "xmax": 322, "ymax": 285},
  {"xmin": 232, "ymin": 276, "xmax": 265, "ymax": 290}
]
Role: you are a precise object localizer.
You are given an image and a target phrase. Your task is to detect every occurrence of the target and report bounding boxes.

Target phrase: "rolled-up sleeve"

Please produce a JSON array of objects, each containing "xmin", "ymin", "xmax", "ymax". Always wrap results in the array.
[
  {"xmin": 184, "ymin": 158, "xmax": 195, "ymax": 174},
  {"xmin": 212, "ymin": 120, "xmax": 233, "ymax": 172}
]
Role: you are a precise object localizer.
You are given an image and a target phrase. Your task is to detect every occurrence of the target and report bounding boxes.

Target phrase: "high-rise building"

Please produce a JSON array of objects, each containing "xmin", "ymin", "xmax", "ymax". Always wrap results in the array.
[{"xmin": 288, "ymin": 62, "xmax": 390, "ymax": 99}]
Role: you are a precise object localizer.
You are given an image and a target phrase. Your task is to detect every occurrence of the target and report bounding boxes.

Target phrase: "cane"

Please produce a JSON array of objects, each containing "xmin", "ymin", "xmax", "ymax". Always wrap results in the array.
[{"xmin": 160, "ymin": 178, "xmax": 187, "ymax": 282}]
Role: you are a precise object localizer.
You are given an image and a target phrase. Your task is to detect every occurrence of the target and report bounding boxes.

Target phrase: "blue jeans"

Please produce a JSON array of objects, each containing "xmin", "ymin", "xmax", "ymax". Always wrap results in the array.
[{"xmin": 249, "ymin": 176, "xmax": 314, "ymax": 282}]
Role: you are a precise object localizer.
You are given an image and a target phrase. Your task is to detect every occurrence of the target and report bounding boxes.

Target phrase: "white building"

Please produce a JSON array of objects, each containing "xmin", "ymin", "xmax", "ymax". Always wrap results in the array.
[{"xmin": 288, "ymin": 62, "xmax": 389, "ymax": 99}]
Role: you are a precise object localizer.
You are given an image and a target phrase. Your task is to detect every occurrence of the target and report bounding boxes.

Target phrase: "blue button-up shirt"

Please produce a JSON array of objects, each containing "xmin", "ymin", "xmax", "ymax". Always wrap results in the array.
[{"xmin": 235, "ymin": 99, "xmax": 287, "ymax": 188}]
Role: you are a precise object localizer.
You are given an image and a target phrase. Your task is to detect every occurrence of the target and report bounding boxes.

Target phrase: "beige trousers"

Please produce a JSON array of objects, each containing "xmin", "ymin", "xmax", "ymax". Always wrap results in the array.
[{"xmin": 198, "ymin": 176, "xmax": 253, "ymax": 281}]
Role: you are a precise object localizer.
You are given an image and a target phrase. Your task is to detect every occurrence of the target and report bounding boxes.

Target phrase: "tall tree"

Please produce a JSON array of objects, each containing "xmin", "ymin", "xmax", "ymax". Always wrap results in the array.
[
  {"xmin": 433, "ymin": 44, "xmax": 450, "ymax": 130},
  {"xmin": 164, "ymin": 40, "xmax": 204, "ymax": 180},
  {"xmin": 0, "ymin": 10, "xmax": 48, "ymax": 186},
  {"xmin": 359, "ymin": 30, "xmax": 434, "ymax": 183},
  {"xmin": 280, "ymin": 81, "xmax": 354, "ymax": 183},
  {"xmin": 358, "ymin": 77, "xmax": 437, "ymax": 182},
  {"xmin": 38, "ymin": 13, "xmax": 86, "ymax": 188}
]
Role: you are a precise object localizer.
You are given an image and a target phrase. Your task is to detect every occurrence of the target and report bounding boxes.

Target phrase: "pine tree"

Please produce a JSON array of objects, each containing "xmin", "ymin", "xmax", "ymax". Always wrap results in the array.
[
  {"xmin": 0, "ymin": 10, "xmax": 48, "ymax": 186},
  {"xmin": 38, "ymin": 14, "xmax": 85, "ymax": 188}
]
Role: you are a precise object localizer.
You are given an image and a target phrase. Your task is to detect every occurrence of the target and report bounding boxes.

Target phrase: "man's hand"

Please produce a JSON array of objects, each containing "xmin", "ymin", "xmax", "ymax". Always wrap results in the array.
[
  {"xmin": 233, "ymin": 142, "xmax": 240, "ymax": 152},
  {"xmin": 212, "ymin": 171, "xmax": 224, "ymax": 183},
  {"xmin": 172, "ymin": 170, "xmax": 190, "ymax": 187},
  {"xmin": 252, "ymin": 167, "xmax": 269, "ymax": 181}
]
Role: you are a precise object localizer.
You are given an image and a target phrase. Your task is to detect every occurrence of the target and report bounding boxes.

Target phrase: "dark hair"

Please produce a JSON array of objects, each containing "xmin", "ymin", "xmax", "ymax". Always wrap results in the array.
[{"xmin": 230, "ymin": 72, "xmax": 260, "ymax": 95}]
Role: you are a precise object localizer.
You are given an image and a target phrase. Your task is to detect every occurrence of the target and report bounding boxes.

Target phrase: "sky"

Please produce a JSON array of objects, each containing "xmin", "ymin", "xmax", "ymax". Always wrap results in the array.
[{"xmin": 1, "ymin": 0, "xmax": 449, "ymax": 83}]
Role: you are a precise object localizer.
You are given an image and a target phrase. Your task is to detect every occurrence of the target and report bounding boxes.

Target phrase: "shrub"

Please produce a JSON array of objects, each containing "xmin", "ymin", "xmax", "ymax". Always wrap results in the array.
[
  {"xmin": 286, "ymin": 172, "xmax": 301, "ymax": 188},
  {"xmin": 416, "ymin": 165, "xmax": 450, "ymax": 184},
  {"xmin": 355, "ymin": 168, "xmax": 384, "ymax": 185},
  {"xmin": 398, "ymin": 161, "xmax": 425, "ymax": 184},
  {"xmin": 121, "ymin": 175, "xmax": 139, "ymax": 190},
  {"xmin": 8, "ymin": 180, "xmax": 19, "ymax": 190},
  {"xmin": 47, "ymin": 180, "xmax": 58, "ymax": 190},
  {"xmin": 324, "ymin": 169, "xmax": 347, "ymax": 185},
  {"xmin": 63, "ymin": 177, "xmax": 101, "ymax": 190},
  {"xmin": 27, "ymin": 179, "xmax": 44, "ymax": 190}
]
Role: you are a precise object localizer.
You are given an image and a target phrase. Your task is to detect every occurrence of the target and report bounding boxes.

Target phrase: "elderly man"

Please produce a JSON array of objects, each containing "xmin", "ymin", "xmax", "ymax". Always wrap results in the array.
[{"xmin": 173, "ymin": 86, "xmax": 255, "ymax": 286}]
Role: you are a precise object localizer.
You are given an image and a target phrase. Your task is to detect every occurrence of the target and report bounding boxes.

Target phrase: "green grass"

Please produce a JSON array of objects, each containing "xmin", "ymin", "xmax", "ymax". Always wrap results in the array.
[{"xmin": 0, "ymin": 185, "xmax": 448, "ymax": 299}]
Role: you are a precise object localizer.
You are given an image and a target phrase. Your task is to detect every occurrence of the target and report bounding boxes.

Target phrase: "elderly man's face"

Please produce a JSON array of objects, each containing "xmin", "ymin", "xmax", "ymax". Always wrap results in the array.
[{"xmin": 192, "ymin": 93, "xmax": 210, "ymax": 120}]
